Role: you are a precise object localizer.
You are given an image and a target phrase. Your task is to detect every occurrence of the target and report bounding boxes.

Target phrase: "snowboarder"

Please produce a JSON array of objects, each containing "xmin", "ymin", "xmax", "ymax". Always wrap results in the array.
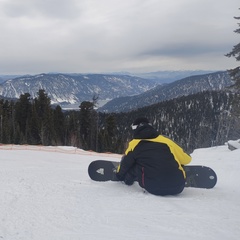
[{"xmin": 116, "ymin": 117, "xmax": 192, "ymax": 196}]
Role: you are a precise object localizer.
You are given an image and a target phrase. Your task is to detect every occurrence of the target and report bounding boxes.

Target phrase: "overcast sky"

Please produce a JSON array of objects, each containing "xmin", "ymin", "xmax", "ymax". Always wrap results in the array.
[{"xmin": 0, "ymin": 0, "xmax": 239, "ymax": 75}]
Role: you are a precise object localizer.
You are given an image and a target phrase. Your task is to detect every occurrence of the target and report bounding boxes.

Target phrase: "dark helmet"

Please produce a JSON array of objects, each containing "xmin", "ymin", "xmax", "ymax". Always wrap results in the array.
[{"xmin": 131, "ymin": 117, "xmax": 150, "ymax": 130}]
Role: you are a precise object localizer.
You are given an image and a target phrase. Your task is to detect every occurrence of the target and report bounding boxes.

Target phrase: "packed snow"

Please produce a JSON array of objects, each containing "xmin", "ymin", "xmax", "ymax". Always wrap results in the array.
[{"xmin": 0, "ymin": 143, "xmax": 240, "ymax": 240}]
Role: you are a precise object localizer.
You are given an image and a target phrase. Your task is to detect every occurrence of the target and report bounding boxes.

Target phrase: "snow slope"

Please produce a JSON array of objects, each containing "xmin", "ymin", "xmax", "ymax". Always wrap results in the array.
[{"xmin": 0, "ymin": 144, "xmax": 239, "ymax": 240}]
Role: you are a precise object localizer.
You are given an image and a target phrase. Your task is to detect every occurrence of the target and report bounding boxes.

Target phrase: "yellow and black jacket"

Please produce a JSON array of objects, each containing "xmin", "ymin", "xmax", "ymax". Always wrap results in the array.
[{"xmin": 116, "ymin": 124, "xmax": 191, "ymax": 195}]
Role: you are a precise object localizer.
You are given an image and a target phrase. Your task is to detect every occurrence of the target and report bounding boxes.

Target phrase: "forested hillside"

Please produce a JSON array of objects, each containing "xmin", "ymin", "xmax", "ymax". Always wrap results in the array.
[
  {"xmin": 0, "ymin": 89, "xmax": 239, "ymax": 153},
  {"xmin": 100, "ymin": 71, "xmax": 232, "ymax": 112},
  {"xmin": 107, "ymin": 91, "xmax": 238, "ymax": 153}
]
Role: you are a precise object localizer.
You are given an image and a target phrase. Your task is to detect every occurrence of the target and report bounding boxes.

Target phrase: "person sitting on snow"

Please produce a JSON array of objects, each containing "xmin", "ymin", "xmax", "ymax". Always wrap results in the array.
[{"xmin": 116, "ymin": 117, "xmax": 192, "ymax": 196}]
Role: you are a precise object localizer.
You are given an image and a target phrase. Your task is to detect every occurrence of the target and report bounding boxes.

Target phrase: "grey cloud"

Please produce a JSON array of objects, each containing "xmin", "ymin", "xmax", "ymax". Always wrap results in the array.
[
  {"xmin": 2, "ymin": 0, "xmax": 81, "ymax": 19},
  {"xmin": 0, "ymin": 0, "xmax": 239, "ymax": 74},
  {"xmin": 137, "ymin": 42, "xmax": 232, "ymax": 59}
]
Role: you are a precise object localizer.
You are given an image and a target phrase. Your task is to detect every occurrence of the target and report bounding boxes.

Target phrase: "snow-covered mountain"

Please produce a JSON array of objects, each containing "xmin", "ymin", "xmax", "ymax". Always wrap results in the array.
[
  {"xmin": 0, "ymin": 143, "xmax": 239, "ymax": 240},
  {"xmin": 0, "ymin": 71, "xmax": 233, "ymax": 111},
  {"xmin": 0, "ymin": 73, "xmax": 157, "ymax": 105},
  {"xmin": 99, "ymin": 71, "xmax": 233, "ymax": 112}
]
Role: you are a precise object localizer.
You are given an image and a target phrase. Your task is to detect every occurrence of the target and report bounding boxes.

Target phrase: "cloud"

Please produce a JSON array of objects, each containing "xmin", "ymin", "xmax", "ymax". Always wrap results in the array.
[
  {"xmin": 0, "ymin": 0, "xmax": 239, "ymax": 74},
  {"xmin": 1, "ymin": 0, "xmax": 81, "ymax": 19}
]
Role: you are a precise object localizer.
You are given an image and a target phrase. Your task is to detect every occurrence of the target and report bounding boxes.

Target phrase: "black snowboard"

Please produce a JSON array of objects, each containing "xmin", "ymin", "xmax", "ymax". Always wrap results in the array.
[{"xmin": 88, "ymin": 160, "xmax": 217, "ymax": 189}]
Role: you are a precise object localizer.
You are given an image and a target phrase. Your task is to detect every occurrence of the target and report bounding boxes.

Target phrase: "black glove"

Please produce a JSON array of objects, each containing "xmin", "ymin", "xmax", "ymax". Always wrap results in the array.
[{"xmin": 123, "ymin": 172, "xmax": 135, "ymax": 186}]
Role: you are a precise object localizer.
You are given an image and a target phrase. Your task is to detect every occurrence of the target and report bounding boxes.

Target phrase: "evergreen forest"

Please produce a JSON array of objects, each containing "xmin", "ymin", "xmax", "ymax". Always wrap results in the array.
[{"xmin": 0, "ymin": 89, "xmax": 239, "ymax": 154}]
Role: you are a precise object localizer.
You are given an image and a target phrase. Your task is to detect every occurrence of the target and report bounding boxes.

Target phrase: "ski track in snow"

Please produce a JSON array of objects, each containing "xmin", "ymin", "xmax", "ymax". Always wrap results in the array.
[{"xmin": 0, "ymin": 145, "xmax": 239, "ymax": 240}]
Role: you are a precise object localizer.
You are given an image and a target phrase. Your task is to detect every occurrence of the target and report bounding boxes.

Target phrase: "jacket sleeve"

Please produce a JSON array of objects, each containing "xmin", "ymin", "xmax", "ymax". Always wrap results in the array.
[
  {"xmin": 116, "ymin": 141, "xmax": 136, "ymax": 181},
  {"xmin": 156, "ymin": 135, "xmax": 191, "ymax": 165},
  {"xmin": 169, "ymin": 140, "xmax": 192, "ymax": 165}
]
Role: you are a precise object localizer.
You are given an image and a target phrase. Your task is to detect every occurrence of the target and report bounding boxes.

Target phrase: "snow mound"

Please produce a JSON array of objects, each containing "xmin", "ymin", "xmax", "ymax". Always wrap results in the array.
[{"xmin": 228, "ymin": 139, "xmax": 240, "ymax": 150}]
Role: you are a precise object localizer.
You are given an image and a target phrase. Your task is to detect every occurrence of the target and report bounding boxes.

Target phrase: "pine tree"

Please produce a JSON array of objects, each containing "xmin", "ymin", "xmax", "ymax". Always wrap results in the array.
[
  {"xmin": 0, "ymin": 100, "xmax": 15, "ymax": 143},
  {"xmin": 226, "ymin": 9, "xmax": 240, "ymax": 138},
  {"xmin": 100, "ymin": 115, "xmax": 118, "ymax": 152},
  {"xmin": 65, "ymin": 111, "xmax": 80, "ymax": 147},
  {"xmin": 226, "ymin": 9, "xmax": 240, "ymax": 89},
  {"xmin": 52, "ymin": 105, "xmax": 65, "ymax": 145},
  {"xmin": 15, "ymin": 93, "xmax": 32, "ymax": 143},
  {"xmin": 0, "ymin": 99, "xmax": 4, "ymax": 143},
  {"xmin": 34, "ymin": 89, "xmax": 53, "ymax": 145},
  {"xmin": 30, "ymin": 102, "xmax": 41, "ymax": 144},
  {"xmin": 79, "ymin": 101, "xmax": 97, "ymax": 150}
]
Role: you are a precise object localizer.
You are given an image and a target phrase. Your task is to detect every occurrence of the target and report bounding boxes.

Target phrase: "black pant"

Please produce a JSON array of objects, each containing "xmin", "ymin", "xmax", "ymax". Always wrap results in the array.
[
  {"xmin": 146, "ymin": 184, "xmax": 185, "ymax": 196},
  {"xmin": 123, "ymin": 164, "xmax": 185, "ymax": 196}
]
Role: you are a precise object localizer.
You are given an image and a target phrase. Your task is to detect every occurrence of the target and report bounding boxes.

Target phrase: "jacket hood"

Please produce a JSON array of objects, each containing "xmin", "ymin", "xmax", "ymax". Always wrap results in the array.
[{"xmin": 133, "ymin": 124, "xmax": 159, "ymax": 139}]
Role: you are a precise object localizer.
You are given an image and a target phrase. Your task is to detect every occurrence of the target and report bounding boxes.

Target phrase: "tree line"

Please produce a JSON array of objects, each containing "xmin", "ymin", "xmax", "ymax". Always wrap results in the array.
[
  {"xmin": 0, "ymin": 89, "xmax": 239, "ymax": 154},
  {"xmin": 99, "ymin": 90, "xmax": 239, "ymax": 153}
]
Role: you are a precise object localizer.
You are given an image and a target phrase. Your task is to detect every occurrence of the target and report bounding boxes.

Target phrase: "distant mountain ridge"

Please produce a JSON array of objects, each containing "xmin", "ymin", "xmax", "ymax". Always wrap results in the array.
[
  {"xmin": 0, "ymin": 73, "xmax": 157, "ymax": 105},
  {"xmin": 99, "ymin": 71, "xmax": 233, "ymax": 112},
  {"xmin": 128, "ymin": 70, "xmax": 216, "ymax": 83},
  {"xmin": 0, "ymin": 71, "xmax": 233, "ymax": 112}
]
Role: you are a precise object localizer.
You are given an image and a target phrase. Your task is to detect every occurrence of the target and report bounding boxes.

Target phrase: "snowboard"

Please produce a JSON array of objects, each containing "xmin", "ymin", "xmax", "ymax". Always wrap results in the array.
[{"xmin": 88, "ymin": 160, "xmax": 217, "ymax": 189}]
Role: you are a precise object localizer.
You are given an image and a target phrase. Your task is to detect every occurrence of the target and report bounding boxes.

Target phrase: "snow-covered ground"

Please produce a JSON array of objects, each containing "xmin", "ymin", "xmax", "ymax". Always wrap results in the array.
[{"xmin": 0, "ymin": 144, "xmax": 239, "ymax": 240}]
